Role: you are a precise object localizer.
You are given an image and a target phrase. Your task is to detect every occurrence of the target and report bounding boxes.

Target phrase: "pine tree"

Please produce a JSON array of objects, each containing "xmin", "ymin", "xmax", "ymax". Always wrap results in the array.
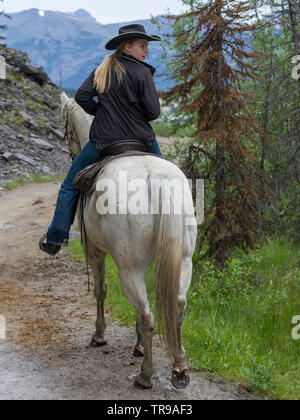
[
  {"xmin": 246, "ymin": 0, "xmax": 300, "ymax": 239},
  {"xmin": 160, "ymin": 0, "xmax": 272, "ymax": 268}
]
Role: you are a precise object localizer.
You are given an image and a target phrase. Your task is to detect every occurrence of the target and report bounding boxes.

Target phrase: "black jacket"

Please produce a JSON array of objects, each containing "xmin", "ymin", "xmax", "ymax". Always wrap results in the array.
[{"xmin": 74, "ymin": 53, "xmax": 161, "ymax": 146}]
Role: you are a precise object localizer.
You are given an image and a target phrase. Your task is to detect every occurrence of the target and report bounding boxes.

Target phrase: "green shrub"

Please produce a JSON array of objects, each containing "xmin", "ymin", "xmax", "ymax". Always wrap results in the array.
[
  {"xmin": 25, "ymin": 100, "xmax": 38, "ymax": 111},
  {"xmin": 5, "ymin": 73, "xmax": 14, "ymax": 82}
]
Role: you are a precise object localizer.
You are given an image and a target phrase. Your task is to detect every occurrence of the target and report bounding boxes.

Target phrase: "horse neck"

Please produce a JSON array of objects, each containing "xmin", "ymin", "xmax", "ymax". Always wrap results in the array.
[{"xmin": 69, "ymin": 100, "xmax": 93, "ymax": 151}]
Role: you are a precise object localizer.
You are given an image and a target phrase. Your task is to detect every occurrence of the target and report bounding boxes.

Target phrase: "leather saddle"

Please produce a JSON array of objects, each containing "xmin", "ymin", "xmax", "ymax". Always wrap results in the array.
[
  {"xmin": 72, "ymin": 139, "xmax": 158, "ymax": 193},
  {"xmin": 101, "ymin": 139, "xmax": 147, "ymax": 157}
]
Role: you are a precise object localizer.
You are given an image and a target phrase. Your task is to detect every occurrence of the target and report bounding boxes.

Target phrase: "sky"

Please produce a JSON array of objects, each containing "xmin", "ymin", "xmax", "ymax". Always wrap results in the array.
[{"xmin": 2, "ymin": 0, "xmax": 186, "ymax": 24}]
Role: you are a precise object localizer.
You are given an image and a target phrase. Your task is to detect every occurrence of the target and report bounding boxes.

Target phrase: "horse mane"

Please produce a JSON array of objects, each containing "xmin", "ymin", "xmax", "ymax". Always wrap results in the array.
[
  {"xmin": 61, "ymin": 92, "xmax": 94, "ymax": 155},
  {"xmin": 67, "ymin": 100, "xmax": 93, "ymax": 129},
  {"xmin": 61, "ymin": 92, "xmax": 93, "ymax": 132}
]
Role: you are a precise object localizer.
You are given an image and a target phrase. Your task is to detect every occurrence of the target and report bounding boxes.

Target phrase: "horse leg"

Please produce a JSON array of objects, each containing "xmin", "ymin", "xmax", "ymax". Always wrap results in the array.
[
  {"xmin": 85, "ymin": 245, "xmax": 107, "ymax": 347},
  {"xmin": 90, "ymin": 262, "xmax": 107, "ymax": 347},
  {"xmin": 119, "ymin": 268, "xmax": 154, "ymax": 388},
  {"xmin": 171, "ymin": 256, "xmax": 193, "ymax": 389},
  {"xmin": 133, "ymin": 313, "xmax": 144, "ymax": 357}
]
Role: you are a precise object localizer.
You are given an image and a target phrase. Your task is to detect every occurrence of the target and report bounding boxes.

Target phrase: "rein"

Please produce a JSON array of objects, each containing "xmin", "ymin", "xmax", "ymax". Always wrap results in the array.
[{"xmin": 80, "ymin": 191, "xmax": 91, "ymax": 293}]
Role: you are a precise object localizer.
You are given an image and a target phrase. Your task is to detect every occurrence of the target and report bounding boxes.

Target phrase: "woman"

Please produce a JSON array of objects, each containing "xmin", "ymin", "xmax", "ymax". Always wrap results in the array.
[{"xmin": 40, "ymin": 24, "xmax": 163, "ymax": 256}]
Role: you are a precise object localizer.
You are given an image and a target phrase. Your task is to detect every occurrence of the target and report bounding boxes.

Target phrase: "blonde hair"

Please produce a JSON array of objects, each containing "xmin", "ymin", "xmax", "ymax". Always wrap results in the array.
[{"xmin": 93, "ymin": 40, "xmax": 135, "ymax": 93}]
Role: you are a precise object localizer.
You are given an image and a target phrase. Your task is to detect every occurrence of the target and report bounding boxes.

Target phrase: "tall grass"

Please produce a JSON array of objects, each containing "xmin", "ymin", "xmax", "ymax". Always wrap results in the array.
[
  {"xmin": 187, "ymin": 238, "xmax": 300, "ymax": 399},
  {"xmin": 68, "ymin": 237, "xmax": 300, "ymax": 399}
]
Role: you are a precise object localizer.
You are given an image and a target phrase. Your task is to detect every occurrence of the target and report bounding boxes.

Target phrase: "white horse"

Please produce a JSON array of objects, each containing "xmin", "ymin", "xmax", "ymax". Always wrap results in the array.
[{"xmin": 61, "ymin": 92, "xmax": 197, "ymax": 389}]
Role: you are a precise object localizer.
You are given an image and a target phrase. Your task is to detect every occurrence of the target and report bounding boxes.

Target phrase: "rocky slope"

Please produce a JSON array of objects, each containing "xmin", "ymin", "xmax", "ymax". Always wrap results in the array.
[{"xmin": 0, "ymin": 45, "xmax": 71, "ymax": 186}]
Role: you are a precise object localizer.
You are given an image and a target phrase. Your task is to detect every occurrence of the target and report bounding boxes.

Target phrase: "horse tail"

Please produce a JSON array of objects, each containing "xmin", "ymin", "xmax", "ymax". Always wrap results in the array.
[{"xmin": 154, "ymin": 184, "xmax": 183, "ymax": 356}]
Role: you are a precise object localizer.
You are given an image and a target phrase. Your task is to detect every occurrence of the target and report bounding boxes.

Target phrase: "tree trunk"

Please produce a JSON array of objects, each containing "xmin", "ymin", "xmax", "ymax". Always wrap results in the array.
[
  {"xmin": 214, "ymin": 9, "xmax": 226, "ymax": 269},
  {"xmin": 258, "ymin": 40, "xmax": 274, "ymax": 239}
]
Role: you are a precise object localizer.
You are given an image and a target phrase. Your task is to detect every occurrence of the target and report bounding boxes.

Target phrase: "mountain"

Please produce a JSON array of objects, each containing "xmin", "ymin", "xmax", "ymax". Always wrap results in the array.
[{"xmin": 0, "ymin": 9, "xmax": 171, "ymax": 91}]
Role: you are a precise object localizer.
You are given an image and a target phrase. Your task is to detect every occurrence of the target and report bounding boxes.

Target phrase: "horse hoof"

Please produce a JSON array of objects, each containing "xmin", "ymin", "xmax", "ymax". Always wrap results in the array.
[
  {"xmin": 133, "ymin": 346, "xmax": 144, "ymax": 357},
  {"xmin": 90, "ymin": 337, "xmax": 107, "ymax": 347},
  {"xmin": 171, "ymin": 370, "xmax": 190, "ymax": 389},
  {"xmin": 134, "ymin": 375, "xmax": 153, "ymax": 389}
]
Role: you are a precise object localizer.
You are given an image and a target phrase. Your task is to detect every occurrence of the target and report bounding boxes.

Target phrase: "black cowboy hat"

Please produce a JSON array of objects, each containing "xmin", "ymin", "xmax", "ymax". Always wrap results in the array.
[{"xmin": 105, "ymin": 24, "xmax": 161, "ymax": 50}]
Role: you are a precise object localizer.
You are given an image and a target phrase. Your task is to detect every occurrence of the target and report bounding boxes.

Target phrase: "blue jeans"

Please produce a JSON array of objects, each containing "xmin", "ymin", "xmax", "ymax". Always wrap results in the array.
[
  {"xmin": 46, "ymin": 138, "xmax": 163, "ymax": 245},
  {"xmin": 148, "ymin": 138, "xmax": 163, "ymax": 156}
]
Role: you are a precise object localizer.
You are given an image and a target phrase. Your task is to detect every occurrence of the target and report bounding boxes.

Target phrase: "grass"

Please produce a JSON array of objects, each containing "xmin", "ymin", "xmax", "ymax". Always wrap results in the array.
[
  {"xmin": 67, "ymin": 236, "xmax": 300, "ymax": 400},
  {"xmin": 1, "ymin": 173, "xmax": 64, "ymax": 191}
]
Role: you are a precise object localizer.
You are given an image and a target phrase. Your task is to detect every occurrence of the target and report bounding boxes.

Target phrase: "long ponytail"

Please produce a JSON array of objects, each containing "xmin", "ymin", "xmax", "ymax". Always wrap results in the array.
[{"xmin": 93, "ymin": 40, "xmax": 134, "ymax": 94}]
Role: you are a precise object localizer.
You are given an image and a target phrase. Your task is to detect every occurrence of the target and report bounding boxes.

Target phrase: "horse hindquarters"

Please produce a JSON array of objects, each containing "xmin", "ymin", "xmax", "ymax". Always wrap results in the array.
[{"xmin": 83, "ymin": 156, "xmax": 197, "ymax": 388}]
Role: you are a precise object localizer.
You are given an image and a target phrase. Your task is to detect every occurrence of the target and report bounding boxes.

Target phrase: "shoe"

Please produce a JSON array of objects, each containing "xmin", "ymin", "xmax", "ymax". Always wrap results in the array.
[{"xmin": 39, "ymin": 233, "xmax": 61, "ymax": 256}]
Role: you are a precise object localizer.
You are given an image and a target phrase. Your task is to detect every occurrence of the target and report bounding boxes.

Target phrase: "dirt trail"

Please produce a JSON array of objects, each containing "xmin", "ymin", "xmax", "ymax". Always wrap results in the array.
[{"xmin": 0, "ymin": 182, "xmax": 260, "ymax": 400}]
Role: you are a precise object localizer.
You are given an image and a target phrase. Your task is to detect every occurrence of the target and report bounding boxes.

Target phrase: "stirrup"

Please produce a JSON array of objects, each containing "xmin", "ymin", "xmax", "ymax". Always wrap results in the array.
[{"xmin": 39, "ymin": 233, "xmax": 61, "ymax": 256}]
